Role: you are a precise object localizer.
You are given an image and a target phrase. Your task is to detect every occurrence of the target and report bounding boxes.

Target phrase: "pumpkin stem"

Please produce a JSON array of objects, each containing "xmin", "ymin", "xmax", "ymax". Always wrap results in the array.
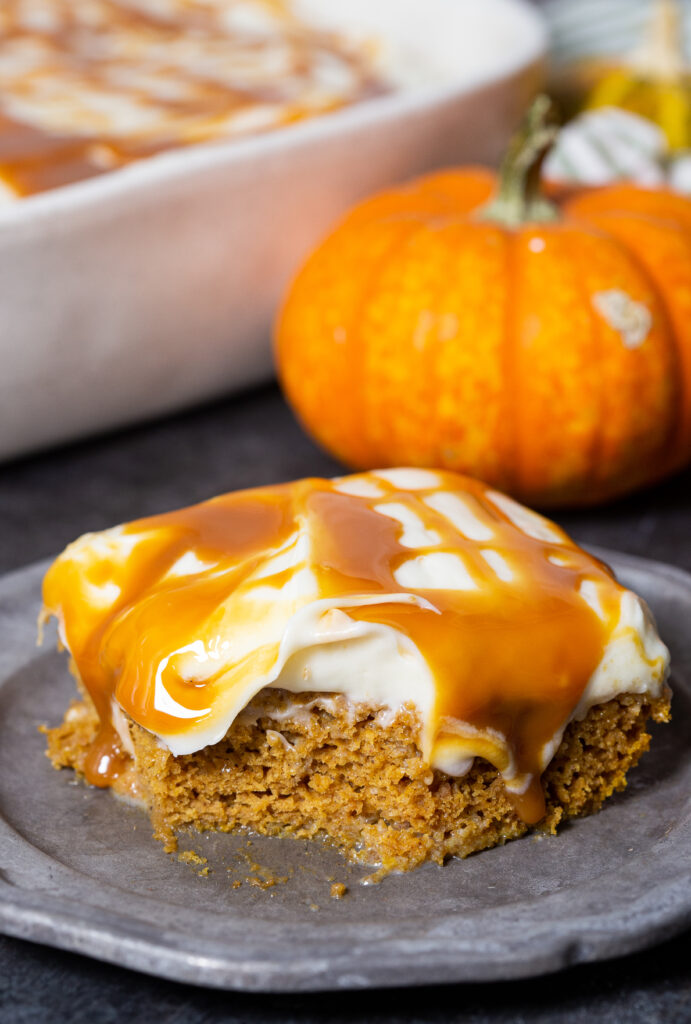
[{"xmin": 478, "ymin": 95, "xmax": 560, "ymax": 228}]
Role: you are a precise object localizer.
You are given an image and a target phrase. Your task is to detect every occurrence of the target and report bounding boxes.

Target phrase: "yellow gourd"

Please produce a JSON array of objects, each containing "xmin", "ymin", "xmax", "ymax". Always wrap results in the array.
[{"xmin": 585, "ymin": 0, "xmax": 691, "ymax": 150}]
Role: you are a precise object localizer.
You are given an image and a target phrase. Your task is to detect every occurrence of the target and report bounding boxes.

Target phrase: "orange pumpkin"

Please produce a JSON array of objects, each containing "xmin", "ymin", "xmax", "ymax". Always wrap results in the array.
[{"xmin": 275, "ymin": 97, "xmax": 691, "ymax": 507}]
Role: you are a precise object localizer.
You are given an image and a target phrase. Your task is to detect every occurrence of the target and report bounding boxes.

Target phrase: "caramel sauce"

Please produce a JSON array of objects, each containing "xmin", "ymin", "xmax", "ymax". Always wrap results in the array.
[
  {"xmin": 0, "ymin": 0, "xmax": 388, "ymax": 197},
  {"xmin": 43, "ymin": 472, "xmax": 625, "ymax": 824}
]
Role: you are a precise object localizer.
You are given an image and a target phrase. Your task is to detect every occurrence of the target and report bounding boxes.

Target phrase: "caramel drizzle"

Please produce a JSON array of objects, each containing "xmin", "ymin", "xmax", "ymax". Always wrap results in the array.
[
  {"xmin": 43, "ymin": 473, "xmax": 622, "ymax": 824},
  {"xmin": 0, "ymin": 0, "xmax": 388, "ymax": 196}
]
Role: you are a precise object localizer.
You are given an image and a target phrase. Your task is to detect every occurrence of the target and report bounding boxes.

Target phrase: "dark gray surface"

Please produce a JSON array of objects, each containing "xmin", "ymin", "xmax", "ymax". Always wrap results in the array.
[
  {"xmin": 0, "ymin": 385, "xmax": 690, "ymax": 1020},
  {"xmin": 0, "ymin": 386, "xmax": 689, "ymax": 577}
]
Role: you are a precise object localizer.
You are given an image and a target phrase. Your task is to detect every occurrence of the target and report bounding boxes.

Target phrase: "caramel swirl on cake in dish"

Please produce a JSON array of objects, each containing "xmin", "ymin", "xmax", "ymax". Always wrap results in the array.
[{"xmin": 0, "ymin": 0, "xmax": 389, "ymax": 198}]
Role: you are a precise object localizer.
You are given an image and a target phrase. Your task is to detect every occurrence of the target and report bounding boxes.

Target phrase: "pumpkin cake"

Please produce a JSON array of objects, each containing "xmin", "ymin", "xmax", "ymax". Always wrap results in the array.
[
  {"xmin": 0, "ymin": 0, "xmax": 391, "ymax": 199},
  {"xmin": 42, "ymin": 469, "xmax": 671, "ymax": 873}
]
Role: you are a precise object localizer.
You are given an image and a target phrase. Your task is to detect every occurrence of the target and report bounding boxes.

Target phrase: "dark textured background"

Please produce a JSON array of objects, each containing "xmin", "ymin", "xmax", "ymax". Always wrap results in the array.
[
  {"xmin": 1, "ymin": 385, "xmax": 690, "ymax": 575},
  {"xmin": 0, "ymin": 384, "xmax": 689, "ymax": 1023}
]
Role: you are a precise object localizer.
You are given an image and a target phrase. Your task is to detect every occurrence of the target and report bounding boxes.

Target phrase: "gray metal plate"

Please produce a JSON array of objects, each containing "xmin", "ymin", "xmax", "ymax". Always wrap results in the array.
[{"xmin": 0, "ymin": 549, "xmax": 689, "ymax": 992}]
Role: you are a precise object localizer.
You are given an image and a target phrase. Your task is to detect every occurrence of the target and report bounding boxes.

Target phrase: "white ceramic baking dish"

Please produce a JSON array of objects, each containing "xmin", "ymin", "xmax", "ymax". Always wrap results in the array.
[{"xmin": 0, "ymin": 0, "xmax": 546, "ymax": 462}]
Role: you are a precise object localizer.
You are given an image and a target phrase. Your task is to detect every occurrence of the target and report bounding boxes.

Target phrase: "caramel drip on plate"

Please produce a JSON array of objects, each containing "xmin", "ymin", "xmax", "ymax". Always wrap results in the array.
[
  {"xmin": 43, "ymin": 472, "xmax": 624, "ymax": 824},
  {"xmin": 0, "ymin": 0, "xmax": 388, "ymax": 197}
]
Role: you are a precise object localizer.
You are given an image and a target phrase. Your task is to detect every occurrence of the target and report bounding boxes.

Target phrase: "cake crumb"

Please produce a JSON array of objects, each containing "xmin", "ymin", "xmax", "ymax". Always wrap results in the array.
[
  {"xmin": 247, "ymin": 875, "xmax": 274, "ymax": 889},
  {"xmin": 360, "ymin": 871, "xmax": 385, "ymax": 886},
  {"xmin": 240, "ymin": 851, "xmax": 289, "ymax": 889},
  {"xmin": 178, "ymin": 850, "xmax": 207, "ymax": 867},
  {"xmin": 330, "ymin": 882, "xmax": 347, "ymax": 899}
]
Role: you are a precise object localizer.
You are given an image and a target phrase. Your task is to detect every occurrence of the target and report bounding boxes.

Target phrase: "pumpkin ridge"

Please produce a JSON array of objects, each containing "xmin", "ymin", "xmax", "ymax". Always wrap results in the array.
[
  {"xmin": 426, "ymin": 227, "xmax": 454, "ymax": 472},
  {"xmin": 512, "ymin": 224, "xmax": 602, "ymax": 504},
  {"xmin": 564, "ymin": 185, "xmax": 691, "ymax": 233},
  {"xmin": 385, "ymin": 216, "xmax": 468, "ymax": 468},
  {"xmin": 502, "ymin": 229, "xmax": 520, "ymax": 495},
  {"xmin": 592, "ymin": 218, "xmax": 683, "ymax": 482},
  {"xmin": 275, "ymin": 216, "xmax": 419, "ymax": 467},
  {"xmin": 350, "ymin": 219, "xmax": 426, "ymax": 468},
  {"xmin": 569, "ymin": 229, "xmax": 608, "ymax": 497},
  {"xmin": 573, "ymin": 208, "xmax": 691, "ymax": 470},
  {"xmin": 586, "ymin": 222, "xmax": 680, "ymax": 492},
  {"xmin": 660, "ymin": 223, "xmax": 691, "ymax": 464}
]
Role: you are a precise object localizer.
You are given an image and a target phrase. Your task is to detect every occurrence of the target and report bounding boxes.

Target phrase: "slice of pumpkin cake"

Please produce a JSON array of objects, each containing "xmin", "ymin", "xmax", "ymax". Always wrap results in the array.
[{"xmin": 42, "ymin": 469, "xmax": 671, "ymax": 872}]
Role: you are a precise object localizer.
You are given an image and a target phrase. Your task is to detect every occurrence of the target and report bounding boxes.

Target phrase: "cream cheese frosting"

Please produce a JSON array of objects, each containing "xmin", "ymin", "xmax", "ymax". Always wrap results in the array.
[{"xmin": 42, "ymin": 468, "xmax": 670, "ymax": 823}]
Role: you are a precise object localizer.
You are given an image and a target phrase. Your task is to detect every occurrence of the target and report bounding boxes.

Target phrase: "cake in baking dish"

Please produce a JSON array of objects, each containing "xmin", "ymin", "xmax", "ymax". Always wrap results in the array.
[
  {"xmin": 42, "ymin": 469, "xmax": 671, "ymax": 872},
  {"xmin": 0, "ymin": 0, "xmax": 391, "ymax": 198}
]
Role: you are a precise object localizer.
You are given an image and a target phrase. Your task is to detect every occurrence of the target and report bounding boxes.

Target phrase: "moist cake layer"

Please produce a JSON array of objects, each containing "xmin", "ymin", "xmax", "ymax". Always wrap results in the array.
[
  {"xmin": 44, "ymin": 687, "xmax": 671, "ymax": 872},
  {"xmin": 42, "ymin": 469, "xmax": 670, "ymax": 831}
]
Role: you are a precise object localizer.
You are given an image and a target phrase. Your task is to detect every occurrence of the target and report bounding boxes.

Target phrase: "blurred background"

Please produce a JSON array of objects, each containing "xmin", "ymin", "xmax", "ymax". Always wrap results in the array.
[{"xmin": 0, "ymin": 0, "xmax": 689, "ymax": 558}]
